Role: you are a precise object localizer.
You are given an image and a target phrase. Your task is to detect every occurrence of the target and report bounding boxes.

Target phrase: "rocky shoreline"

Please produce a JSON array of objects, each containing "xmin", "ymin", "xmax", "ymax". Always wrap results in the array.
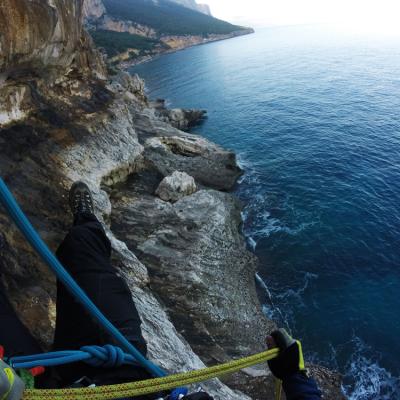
[
  {"xmin": 116, "ymin": 29, "xmax": 255, "ymax": 69},
  {"xmin": 0, "ymin": 1, "xmax": 344, "ymax": 399}
]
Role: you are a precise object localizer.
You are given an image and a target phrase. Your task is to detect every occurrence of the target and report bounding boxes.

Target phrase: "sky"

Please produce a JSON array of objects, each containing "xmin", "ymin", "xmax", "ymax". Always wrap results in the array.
[{"xmin": 205, "ymin": 0, "xmax": 400, "ymax": 35}]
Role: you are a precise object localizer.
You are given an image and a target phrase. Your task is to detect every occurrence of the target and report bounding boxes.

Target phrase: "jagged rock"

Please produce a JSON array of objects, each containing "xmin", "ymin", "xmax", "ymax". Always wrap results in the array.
[
  {"xmin": 145, "ymin": 135, "xmax": 242, "ymax": 191},
  {"xmin": 112, "ymin": 185, "xmax": 274, "ymax": 366},
  {"xmin": 156, "ymin": 171, "xmax": 197, "ymax": 202},
  {"xmin": 150, "ymin": 99, "xmax": 206, "ymax": 131},
  {"xmin": 165, "ymin": 108, "xmax": 207, "ymax": 131}
]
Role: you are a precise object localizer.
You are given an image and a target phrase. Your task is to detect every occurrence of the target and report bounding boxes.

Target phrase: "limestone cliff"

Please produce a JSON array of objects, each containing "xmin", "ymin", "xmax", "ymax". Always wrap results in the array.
[
  {"xmin": 0, "ymin": 1, "xmax": 344, "ymax": 399},
  {"xmin": 0, "ymin": 0, "xmax": 106, "ymax": 126}
]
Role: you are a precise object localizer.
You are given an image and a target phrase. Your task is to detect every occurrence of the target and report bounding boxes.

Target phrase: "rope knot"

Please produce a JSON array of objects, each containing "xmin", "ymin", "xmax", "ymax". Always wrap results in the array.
[{"xmin": 81, "ymin": 345, "xmax": 126, "ymax": 368}]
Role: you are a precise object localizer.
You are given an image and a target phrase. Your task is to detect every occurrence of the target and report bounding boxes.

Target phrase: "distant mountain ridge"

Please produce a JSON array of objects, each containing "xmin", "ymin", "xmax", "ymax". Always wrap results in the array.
[
  {"xmin": 170, "ymin": 0, "xmax": 212, "ymax": 16},
  {"xmin": 83, "ymin": 0, "xmax": 254, "ymax": 67}
]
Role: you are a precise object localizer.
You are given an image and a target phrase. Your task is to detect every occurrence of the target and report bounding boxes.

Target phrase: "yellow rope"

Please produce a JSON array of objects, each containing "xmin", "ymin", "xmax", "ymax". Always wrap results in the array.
[
  {"xmin": 274, "ymin": 378, "xmax": 283, "ymax": 400},
  {"xmin": 23, "ymin": 348, "xmax": 280, "ymax": 400}
]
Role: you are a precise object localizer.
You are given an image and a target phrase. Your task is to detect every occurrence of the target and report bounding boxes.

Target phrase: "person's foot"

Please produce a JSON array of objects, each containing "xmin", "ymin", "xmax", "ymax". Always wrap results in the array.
[{"xmin": 69, "ymin": 181, "xmax": 95, "ymax": 217}]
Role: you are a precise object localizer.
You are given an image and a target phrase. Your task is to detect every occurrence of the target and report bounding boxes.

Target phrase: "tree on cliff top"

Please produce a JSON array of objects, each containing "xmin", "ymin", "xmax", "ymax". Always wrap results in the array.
[{"xmin": 103, "ymin": 0, "xmax": 244, "ymax": 36}]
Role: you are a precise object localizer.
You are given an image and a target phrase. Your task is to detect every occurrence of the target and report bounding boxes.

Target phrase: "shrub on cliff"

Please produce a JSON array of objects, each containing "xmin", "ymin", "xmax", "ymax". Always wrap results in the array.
[{"xmin": 91, "ymin": 30, "xmax": 167, "ymax": 57}]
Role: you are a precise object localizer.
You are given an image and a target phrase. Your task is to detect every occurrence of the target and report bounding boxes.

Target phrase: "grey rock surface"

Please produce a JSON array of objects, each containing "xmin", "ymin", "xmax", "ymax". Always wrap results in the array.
[
  {"xmin": 156, "ymin": 171, "xmax": 197, "ymax": 202},
  {"xmin": 111, "ymin": 182, "xmax": 275, "ymax": 367},
  {"xmin": 144, "ymin": 135, "xmax": 242, "ymax": 191}
]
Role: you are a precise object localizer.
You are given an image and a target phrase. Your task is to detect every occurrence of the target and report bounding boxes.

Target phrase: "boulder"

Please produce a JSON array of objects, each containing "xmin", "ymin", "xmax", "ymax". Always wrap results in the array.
[{"xmin": 156, "ymin": 171, "xmax": 197, "ymax": 202}]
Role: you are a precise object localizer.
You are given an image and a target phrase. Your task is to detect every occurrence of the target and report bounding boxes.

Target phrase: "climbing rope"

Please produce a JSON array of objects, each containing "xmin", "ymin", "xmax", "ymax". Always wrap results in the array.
[
  {"xmin": 0, "ymin": 178, "xmax": 164, "ymax": 378},
  {"xmin": 22, "ymin": 348, "xmax": 280, "ymax": 400},
  {"xmin": 10, "ymin": 346, "xmax": 139, "ymax": 370},
  {"xmin": 0, "ymin": 178, "xmax": 283, "ymax": 400}
]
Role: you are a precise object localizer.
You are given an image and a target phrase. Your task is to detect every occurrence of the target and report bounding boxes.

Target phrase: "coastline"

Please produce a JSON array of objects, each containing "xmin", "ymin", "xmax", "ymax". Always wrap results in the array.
[{"xmin": 117, "ymin": 28, "xmax": 255, "ymax": 69}]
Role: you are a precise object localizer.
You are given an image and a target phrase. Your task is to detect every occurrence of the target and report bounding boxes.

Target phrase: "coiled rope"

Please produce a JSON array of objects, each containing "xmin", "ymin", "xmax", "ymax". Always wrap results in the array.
[
  {"xmin": 22, "ymin": 348, "xmax": 280, "ymax": 400},
  {"xmin": 10, "ymin": 346, "xmax": 139, "ymax": 370}
]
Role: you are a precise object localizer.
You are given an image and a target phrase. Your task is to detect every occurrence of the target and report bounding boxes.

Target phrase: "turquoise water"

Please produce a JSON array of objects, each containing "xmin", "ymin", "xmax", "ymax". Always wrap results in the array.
[{"xmin": 131, "ymin": 26, "xmax": 400, "ymax": 399}]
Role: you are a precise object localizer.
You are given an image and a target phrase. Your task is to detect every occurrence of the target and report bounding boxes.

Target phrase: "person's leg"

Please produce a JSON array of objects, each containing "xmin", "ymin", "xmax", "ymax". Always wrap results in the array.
[
  {"xmin": 54, "ymin": 211, "xmax": 149, "ymax": 385},
  {"xmin": 0, "ymin": 280, "xmax": 42, "ymax": 357}
]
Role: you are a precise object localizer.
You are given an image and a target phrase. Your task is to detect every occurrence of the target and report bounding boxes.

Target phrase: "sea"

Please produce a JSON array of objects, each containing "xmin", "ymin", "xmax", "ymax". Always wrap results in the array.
[{"xmin": 131, "ymin": 25, "xmax": 400, "ymax": 399}]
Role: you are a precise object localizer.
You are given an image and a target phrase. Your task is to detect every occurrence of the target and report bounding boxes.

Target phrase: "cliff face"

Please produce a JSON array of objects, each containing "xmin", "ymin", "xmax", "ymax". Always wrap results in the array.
[
  {"xmin": 101, "ymin": 17, "xmax": 157, "ymax": 38},
  {"xmin": 0, "ymin": 1, "xmax": 344, "ymax": 399},
  {"xmin": 0, "ymin": 0, "xmax": 106, "ymax": 127},
  {"xmin": 0, "ymin": 0, "xmax": 84, "ymax": 75}
]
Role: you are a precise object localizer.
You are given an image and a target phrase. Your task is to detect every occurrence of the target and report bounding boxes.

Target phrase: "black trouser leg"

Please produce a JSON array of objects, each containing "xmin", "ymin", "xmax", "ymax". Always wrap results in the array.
[
  {"xmin": 54, "ymin": 213, "xmax": 150, "ymax": 387},
  {"xmin": 0, "ymin": 280, "xmax": 42, "ymax": 357}
]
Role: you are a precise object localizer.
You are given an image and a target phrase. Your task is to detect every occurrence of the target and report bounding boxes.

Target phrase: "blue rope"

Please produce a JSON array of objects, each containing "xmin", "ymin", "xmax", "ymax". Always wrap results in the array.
[
  {"xmin": 10, "ymin": 345, "xmax": 139, "ymax": 369},
  {"xmin": 0, "ymin": 178, "xmax": 165, "ymax": 378}
]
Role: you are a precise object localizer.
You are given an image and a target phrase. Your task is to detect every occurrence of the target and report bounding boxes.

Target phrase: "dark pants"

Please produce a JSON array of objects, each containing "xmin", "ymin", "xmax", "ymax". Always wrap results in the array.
[{"xmin": 0, "ymin": 213, "xmax": 153, "ymax": 392}]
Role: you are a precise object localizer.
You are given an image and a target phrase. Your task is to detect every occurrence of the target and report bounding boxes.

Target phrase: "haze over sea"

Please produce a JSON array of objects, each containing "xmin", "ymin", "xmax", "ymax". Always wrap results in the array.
[{"xmin": 132, "ymin": 26, "xmax": 400, "ymax": 399}]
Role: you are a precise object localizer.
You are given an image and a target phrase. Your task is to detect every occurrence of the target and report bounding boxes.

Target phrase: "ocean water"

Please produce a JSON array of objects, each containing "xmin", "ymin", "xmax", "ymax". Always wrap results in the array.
[{"xmin": 131, "ymin": 26, "xmax": 400, "ymax": 399}]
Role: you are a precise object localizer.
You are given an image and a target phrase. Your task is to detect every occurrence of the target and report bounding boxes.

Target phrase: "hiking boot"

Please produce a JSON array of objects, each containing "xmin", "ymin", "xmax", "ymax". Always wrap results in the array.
[{"xmin": 69, "ymin": 181, "xmax": 94, "ymax": 217}]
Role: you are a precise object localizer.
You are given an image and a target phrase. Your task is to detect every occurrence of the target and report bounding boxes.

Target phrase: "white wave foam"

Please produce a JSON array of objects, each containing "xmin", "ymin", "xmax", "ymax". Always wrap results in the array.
[
  {"xmin": 274, "ymin": 272, "xmax": 318, "ymax": 307},
  {"xmin": 236, "ymin": 140, "xmax": 399, "ymax": 400},
  {"xmin": 237, "ymin": 169, "xmax": 317, "ymax": 245},
  {"xmin": 343, "ymin": 336, "xmax": 400, "ymax": 400},
  {"xmin": 255, "ymin": 273, "xmax": 292, "ymax": 329}
]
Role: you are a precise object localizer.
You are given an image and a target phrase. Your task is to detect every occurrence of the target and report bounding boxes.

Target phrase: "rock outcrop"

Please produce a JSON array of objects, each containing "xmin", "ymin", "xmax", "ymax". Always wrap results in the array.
[
  {"xmin": 0, "ymin": 1, "xmax": 344, "ymax": 399},
  {"xmin": 100, "ymin": 16, "xmax": 158, "ymax": 39},
  {"xmin": 150, "ymin": 99, "xmax": 207, "ymax": 131}
]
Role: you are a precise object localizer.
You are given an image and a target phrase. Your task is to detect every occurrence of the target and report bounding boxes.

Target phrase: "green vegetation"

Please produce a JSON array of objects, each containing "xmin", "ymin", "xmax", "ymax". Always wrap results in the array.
[
  {"xmin": 103, "ymin": 0, "xmax": 244, "ymax": 36},
  {"xmin": 90, "ymin": 30, "xmax": 166, "ymax": 58}
]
